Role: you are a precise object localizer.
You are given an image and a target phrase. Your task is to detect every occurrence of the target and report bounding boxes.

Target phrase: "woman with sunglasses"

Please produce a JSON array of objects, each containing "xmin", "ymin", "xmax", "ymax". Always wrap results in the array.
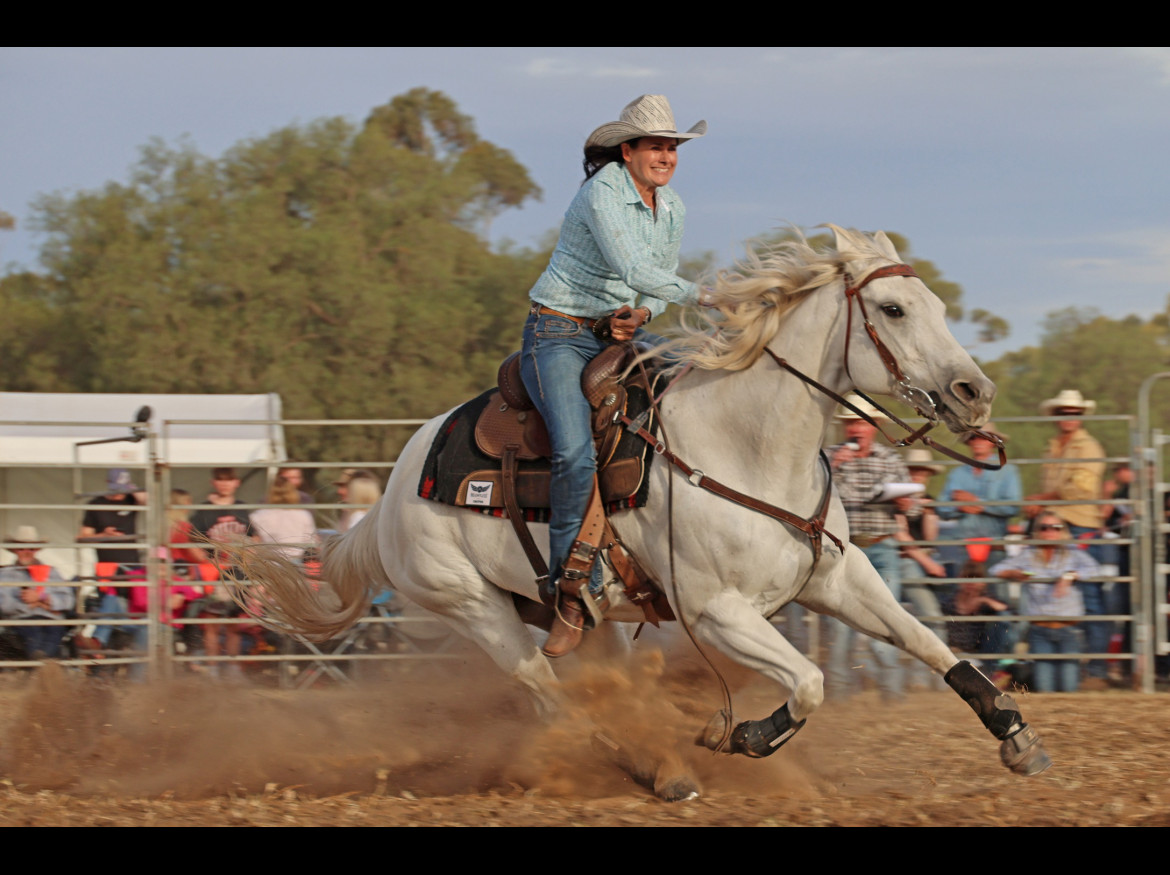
[{"xmin": 991, "ymin": 513, "xmax": 1101, "ymax": 692}]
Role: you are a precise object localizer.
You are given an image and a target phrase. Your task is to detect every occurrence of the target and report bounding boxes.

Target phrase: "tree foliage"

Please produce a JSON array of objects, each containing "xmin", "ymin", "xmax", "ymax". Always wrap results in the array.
[
  {"xmin": 978, "ymin": 303, "xmax": 1170, "ymax": 488},
  {"xmin": 3, "ymin": 89, "xmax": 546, "ymax": 463}
]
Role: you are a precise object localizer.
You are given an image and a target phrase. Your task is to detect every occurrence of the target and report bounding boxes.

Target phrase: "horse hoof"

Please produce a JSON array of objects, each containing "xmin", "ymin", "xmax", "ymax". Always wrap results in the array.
[
  {"xmin": 1000, "ymin": 724, "xmax": 1052, "ymax": 776},
  {"xmin": 655, "ymin": 775, "xmax": 701, "ymax": 803},
  {"xmin": 696, "ymin": 709, "xmax": 732, "ymax": 753}
]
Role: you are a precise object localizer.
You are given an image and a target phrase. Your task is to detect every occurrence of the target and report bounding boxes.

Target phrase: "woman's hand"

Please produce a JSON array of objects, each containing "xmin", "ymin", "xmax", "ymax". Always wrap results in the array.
[{"xmin": 609, "ymin": 305, "xmax": 649, "ymax": 342}]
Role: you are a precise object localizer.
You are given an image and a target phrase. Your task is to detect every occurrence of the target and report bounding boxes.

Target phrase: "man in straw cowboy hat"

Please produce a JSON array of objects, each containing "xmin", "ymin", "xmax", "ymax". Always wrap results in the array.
[
  {"xmin": 1026, "ymin": 388, "xmax": 1110, "ymax": 688},
  {"xmin": 0, "ymin": 525, "xmax": 74, "ymax": 658},
  {"xmin": 520, "ymin": 94, "xmax": 706, "ymax": 657},
  {"xmin": 1026, "ymin": 389, "xmax": 1105, "ymax": 535},
  {"xmin": 825, "ymin": 394, "xmax": 919, "ymax": 699}
]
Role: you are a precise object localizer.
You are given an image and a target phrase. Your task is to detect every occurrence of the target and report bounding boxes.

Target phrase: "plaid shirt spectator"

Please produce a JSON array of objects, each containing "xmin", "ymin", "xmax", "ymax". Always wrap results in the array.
[{"xmin": 829, "ymin": 441, "xmax": 919, "ymax": 539}]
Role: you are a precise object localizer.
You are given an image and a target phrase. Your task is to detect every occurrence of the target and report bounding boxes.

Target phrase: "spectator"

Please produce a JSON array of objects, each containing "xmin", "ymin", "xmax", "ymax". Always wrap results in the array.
[
  {"xmin": 0, "ymin": 526, "xmax": 74, "ymax": 658},
  {"xmin": 1101, "ymin": 462, "xmax": 1135, "ymax": 681},
  {"xmin": 190, "ymin": 468, "xmax": 253, "ymax": 545},
  {"xmin": 1026, "ymin": 389, "xmax": 1105, "ymax": 539},
  {"xmin": 333, "ymin": 468, "xmax": 378, "ymax": 532},
  {"xmin": 941, "ymin": 560, "xmax": 1013, "ymax": 676},
  {"xmin": 1026, "ymin": 389, "xmax": 1109, "ymax": 687},
  {"xmin": 251, "ymin": 476, "xmax": 317, "ymax": 561},
  {"xmin": 138, "ymin": 490, "xmax": 202, "ymax": 633},
  {"xmin": 896, "ymin": 449, "xmax": 947, "ymax": 675},
  {"xmin": 187, "ymin": 468, "xmax": 257, "ymax": 680},
  {"xmin": 937, "ymin": 423, "xmax": 1021, "ymax": 574},
  {"xmin": 277, "ymin": 466, "xmax": 314, "ymax": 505},
  {"xmin": 78, "ymin": 467, "xmax": 143, "ymax": 572},
  {"xmin": 991, "ymin": 512, "xmax": 1100, "ymax": 692},
  {"xmin": 164, "ymin": 489, "xmax": 200, "ymax": 577},
  {"xmin": 76, "ymin": 470, "xmax": 149, "ymax": 669},
  {"xmin": 339, "ymin": 474, "xmax": 382, "ymax": 533},
  {"xmin": 825, "ymin": 395, "xmax": 917, "ymax": 700}
]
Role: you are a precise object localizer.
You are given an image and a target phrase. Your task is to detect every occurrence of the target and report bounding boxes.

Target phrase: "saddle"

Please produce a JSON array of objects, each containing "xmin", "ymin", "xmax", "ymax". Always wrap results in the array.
[{"xmin": 417, "ymin": 344, "xmax": 674, "ymax": 627}]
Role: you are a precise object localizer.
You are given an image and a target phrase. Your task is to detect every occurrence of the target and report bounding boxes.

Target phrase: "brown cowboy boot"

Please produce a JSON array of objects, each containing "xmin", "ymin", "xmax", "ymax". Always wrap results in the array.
[{"xmin": 542, "ymin": 593, "xmax": 587, "ymax": 658}]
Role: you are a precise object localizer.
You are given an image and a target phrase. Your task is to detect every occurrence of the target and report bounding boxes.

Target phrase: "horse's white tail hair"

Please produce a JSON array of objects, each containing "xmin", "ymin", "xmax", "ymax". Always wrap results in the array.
[{"xmin": 224, "ymin": 500, "xmax": 391, "ymax": 642}]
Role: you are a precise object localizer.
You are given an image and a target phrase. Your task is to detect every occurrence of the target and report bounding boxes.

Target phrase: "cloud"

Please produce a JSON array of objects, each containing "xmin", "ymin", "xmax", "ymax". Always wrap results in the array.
[
  {"xmin": 1122, "ymin": 47, "xmax": 1170, "ymax": 86},
  {"xmin": 1049, "ymin": 226, "xmax": 1170, "ymax": 287},
  {"xmin": 522, "ymin": 57, "xmax": 659, "ymax": 79}
]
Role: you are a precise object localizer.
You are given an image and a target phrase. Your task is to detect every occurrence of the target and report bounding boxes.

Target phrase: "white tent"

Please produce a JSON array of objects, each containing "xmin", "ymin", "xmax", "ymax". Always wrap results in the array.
[
  {"xmin": 0, "ymin": 392, "xmax": 286, "ymax": 465},
  {"xmin": 0, "ymin": 392, "xmax": 287, "ymax": 577}
]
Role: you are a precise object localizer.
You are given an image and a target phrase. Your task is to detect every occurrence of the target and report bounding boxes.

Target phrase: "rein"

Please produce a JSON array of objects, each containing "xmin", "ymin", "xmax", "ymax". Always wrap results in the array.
[
  {"xmin": 618, "ymin": 259, "xmax": 1006, "ymax": 563},
  {"xmin": 781, "ymin": 262, "xmax": 1007, "ymax": 471}
]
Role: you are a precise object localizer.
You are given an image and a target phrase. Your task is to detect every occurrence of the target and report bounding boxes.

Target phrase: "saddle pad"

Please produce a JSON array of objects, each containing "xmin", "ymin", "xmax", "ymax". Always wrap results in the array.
[{"xmin": 418, "ymin": 385, "xmax": 659, "ymax": 515}]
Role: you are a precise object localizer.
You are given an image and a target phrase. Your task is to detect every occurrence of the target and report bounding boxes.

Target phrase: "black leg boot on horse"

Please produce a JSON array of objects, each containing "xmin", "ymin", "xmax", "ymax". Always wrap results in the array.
[{"xmin": 543, "ymin": 478, "xmax": 611, "ymax": 658}]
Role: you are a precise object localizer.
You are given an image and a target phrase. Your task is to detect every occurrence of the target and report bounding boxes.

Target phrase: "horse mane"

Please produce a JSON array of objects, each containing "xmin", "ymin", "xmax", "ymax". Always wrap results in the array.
[{"xmin": 666, "ymin": 226, "xmax": 886, "ymax": 372}]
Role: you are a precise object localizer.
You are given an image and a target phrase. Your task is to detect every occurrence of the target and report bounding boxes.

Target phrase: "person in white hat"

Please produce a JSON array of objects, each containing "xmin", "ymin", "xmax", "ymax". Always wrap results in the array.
[
  {"xmin": 520, "ymin": 95, "xmax": 707, "ymax": 657},
  {"xmin": 1028, "ymin": 389, "xmax": 1105, "ymax": 535},
  {"xmin": 0, "ymin": 525, "xmax": 74, "ymax": 659},
  {"xmin": 1026, "ymin": 388, "xmax": 1109, "ymax": 688},
  {"xmin": 824, "ymin": 395, "xmax": 918, "ymax": 700}
]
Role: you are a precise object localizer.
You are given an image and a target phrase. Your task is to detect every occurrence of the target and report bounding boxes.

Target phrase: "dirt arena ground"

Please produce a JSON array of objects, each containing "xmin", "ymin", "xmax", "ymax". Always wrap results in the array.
[{"xmin": 0, "ymin": 645, "xmax": 1166, "ymax": 827}]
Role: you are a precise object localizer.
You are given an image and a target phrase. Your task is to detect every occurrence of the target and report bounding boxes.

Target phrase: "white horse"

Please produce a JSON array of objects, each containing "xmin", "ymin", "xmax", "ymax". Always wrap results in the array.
[{"xmin": 234, "ymin": 226, "xmax": 1050, "ymax": 795}]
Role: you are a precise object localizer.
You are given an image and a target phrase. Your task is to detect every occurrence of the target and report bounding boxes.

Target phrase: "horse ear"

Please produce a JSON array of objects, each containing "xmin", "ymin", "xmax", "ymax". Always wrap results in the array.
[
  {"xmin": 829, "ymin": 224, "xmax": 859, "ymax": 256},
  {"xmin": 871, "ymin": 231, "xmax": 901, "ymax": 260}
]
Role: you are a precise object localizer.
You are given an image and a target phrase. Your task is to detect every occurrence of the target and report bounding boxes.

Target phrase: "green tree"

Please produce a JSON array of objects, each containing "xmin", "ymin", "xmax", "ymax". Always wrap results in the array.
[
  {"xmin": 980, "ymin": 304, "xmax": 1170, "ymax": 490},
  {"xmin": 10, "ymin": 90, "xmax": 545, "ymax": 463}
]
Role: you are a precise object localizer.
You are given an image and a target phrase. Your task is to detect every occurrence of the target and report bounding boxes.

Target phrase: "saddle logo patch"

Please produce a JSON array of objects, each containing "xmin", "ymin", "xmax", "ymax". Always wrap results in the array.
[{"xmin": 466, "ymin": 480, "xmax": 494, "ymax": 506}]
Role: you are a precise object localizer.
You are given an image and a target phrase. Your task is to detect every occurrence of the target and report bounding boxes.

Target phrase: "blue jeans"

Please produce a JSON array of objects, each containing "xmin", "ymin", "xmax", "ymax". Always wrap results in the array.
[
  {"xmin": 93, "ymin": 593, "xmax": 148, "ymax": 681},
  {"xmin": 520, "ymin": 311, "xmax": 656, "ymax": 594},
  {"xmin": 1028, "ymin": 623, "xmax": 1082, "ymax": 692},
  {"xmin": 829, "ymin": 540, "xmax": 905, "ymax": 699}
]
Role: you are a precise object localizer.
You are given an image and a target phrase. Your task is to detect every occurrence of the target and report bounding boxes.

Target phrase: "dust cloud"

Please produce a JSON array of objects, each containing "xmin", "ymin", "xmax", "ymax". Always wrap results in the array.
[{"xmin": 0, "ymin": 647, "xmax": 822, "ymax": 803}]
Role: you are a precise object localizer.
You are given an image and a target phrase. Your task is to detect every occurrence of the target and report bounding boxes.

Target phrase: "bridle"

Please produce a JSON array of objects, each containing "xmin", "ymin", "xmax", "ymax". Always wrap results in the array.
[
  {"xmin": 767, "ymin": 261, "xmax": 1007, "ymax": 471},
  {"xmin": 620, "ymin": 259, "xmax": 1005, "ymax": 549}
]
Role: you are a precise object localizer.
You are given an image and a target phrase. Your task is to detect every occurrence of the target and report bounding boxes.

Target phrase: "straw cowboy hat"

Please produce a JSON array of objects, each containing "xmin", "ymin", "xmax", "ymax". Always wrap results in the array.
[
  {"xmin": 834, "ymin": 393, "xmax": 888, "ymax": 422},
  {"xmin": 904, "ymin": 448, "xmax": 943, "ymax": 474},
  {"xmin": 7, "ymin": 525, "xmax": 44, "ymax": 544},
  {"xmin": 1039, "ymin": 389, "xmax": 1096, "ymax": 416},
  {"xmin": 585, "ymin": 95, "xmax": 708, "ymax": 149}
]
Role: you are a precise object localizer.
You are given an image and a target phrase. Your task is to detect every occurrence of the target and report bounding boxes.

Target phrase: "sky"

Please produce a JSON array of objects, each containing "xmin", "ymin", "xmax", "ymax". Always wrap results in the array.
[{"xmin": 2, "ymin": 47, "xmax": 1168, "ymax": 359}]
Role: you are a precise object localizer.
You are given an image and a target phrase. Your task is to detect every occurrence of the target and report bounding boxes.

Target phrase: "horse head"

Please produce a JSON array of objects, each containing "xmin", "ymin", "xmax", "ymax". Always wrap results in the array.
[{"xmin": 830, "ymin": 226, "xmax": 994, "ymax": 433}]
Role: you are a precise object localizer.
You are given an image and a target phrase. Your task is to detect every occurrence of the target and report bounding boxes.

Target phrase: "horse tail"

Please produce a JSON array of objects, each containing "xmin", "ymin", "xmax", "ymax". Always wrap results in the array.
[{"xmin": 227, "ymin": 501, "xmax": 391, "ymax": 643}]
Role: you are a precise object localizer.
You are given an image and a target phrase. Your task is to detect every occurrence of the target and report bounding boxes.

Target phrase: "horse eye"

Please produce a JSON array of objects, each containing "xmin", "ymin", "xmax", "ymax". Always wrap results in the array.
[{"xmin": 880, "ymin": 304, "xmax": 904, "ymax": 318}]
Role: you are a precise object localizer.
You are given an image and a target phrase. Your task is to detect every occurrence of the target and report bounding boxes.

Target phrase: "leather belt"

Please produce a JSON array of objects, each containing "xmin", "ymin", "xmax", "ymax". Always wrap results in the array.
[
  {"xmin": 531, "ymin": 303, "xmax": 598, "ymax": 330},
  {"xmin": 850, "ymin": 533, "xmax": 892, "ymax": 548},
  {"xmin": 1034, "ymin": 620, "xmax": 1078, "ymax": 629}
]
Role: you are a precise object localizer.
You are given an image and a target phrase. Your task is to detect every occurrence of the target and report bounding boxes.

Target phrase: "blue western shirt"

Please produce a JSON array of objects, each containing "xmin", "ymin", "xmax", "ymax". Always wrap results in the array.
[
  {"xmin": 937, "ymin": 463, "xmax": 1022, "ymax": 541},
  {"xmin": 528, "ymin": 162, "xmax": 698, "ymax": 319}
]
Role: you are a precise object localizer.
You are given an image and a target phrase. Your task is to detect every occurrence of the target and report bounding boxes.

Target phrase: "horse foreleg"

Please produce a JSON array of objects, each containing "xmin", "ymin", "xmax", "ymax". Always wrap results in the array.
[
  {"xmin": 690, "ymin": 590, "xmax": 821, "ymax": 758},
  {"xmin": 944, "ymin": 660, "xmax": 1052, "ymax": 776},
  {"xmin": 805, "ymin": 550, "xmax": 1051, "ymax": 776},
  {"xmin": 807, "ymin": 547, "xmax": 957, "ymax": 679}
]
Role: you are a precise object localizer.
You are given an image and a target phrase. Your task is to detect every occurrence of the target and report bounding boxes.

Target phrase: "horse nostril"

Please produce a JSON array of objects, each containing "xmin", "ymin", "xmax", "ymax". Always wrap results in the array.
[{"xmin": 952, "ymin": 380, "xmax": 980, "ymax": 403}]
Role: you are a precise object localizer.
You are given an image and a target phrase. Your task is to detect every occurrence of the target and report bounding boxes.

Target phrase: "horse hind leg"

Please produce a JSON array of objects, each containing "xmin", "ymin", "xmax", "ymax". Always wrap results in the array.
[{"xmin": 404, "ymin": 579, "xmax": 565, "ymax": 720}]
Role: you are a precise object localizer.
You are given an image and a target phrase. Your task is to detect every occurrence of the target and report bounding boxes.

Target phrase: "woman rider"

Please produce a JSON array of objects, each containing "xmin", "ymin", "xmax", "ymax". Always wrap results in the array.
[{"xmin": 521, "ymin": 94, "xmax": 706, "ymax": 657}]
